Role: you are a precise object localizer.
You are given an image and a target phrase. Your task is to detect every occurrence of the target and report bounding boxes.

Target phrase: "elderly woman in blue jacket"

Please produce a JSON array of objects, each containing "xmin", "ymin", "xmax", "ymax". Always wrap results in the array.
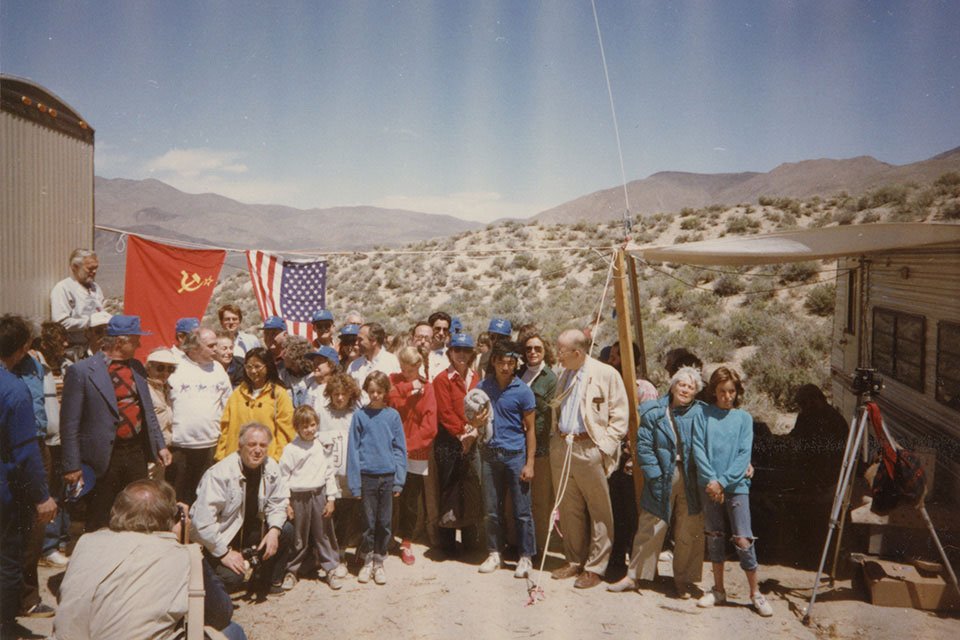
[
  {"xmin": 692, "ymin": 366, "xmax": 773, "ymax": 617},
  {"xmin": 608, "ymin": 365, "xmax": 705, "ymax": 598}
]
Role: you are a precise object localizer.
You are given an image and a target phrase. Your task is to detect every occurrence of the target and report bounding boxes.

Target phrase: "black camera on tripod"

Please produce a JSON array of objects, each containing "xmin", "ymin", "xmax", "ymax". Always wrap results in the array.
[
  {"xmin": 241, "ymin": 546, "xmax": 264, "ymax": 569},
  {"xmin": 852, "ymin": 368, "xmax": 883, "ymax": 396}
]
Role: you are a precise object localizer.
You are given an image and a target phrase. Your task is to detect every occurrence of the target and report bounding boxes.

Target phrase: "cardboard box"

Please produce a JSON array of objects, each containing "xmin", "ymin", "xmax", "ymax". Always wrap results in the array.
[{"xmin": 862, "ymin": 557, "xmax": 960, "ymax": 611}]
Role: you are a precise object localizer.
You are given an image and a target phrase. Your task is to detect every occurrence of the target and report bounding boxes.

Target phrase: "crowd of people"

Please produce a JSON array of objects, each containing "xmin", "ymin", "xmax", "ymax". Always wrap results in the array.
[{"xmin": 1, "ymin": 248, "xmax": 790, "ymax": 639}]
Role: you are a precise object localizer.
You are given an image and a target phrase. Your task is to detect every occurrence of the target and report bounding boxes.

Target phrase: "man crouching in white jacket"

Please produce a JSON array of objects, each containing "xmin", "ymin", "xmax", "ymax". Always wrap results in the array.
[{"xmin": 191, "ymin": 421, "xmax": 294, "ymax": 600}]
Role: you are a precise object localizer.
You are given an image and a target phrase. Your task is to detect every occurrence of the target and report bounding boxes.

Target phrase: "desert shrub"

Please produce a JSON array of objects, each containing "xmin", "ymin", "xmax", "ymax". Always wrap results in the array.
[
  {"xmin": 742, "ymin": 321, "xmax": 830, "ymax": 409},
  {"xmin": 779, "ymin": 261, "xmax": 819, "ymax": 284},
  {"xmin": 660, "ymin": 283, "xmax": 690, "ymax": 314},
  {"xmin": 725, "ymin": 215, "xmax": 761, "ymax": 235},
  {"xmin": 539, "ymin": 255, "xmax": 566, "ymax": 280},
  {"xmin": 680, "ymin": 216, "xmax": 704, "ymax": 231},
  {"xmin": 833, "ymin": 210, "xmax": 856, "ymax": 225},
  {"xmin": 862, "ymin": 184, "xmax": 911, "ymax": 209},
  {"xmin": 713, "ymin": 273, "xmax": 745, "ymax": 297},
  {"xmin": 679, "ymin": 291, "xmax": 721, "ymax": 327},
  {"xmin": 454, "ymin": 259, "xmax": 468, "ymax": 272},
  {"xmin": 742, "ymin": 275, "xmax": 776, "ymax": 303},
  {"xmin": 712, "ymin": 307, "xmax": 780, "ymax": 347},
  {"xmin": 804, "ymin": 283, "xmax": 836, "ymax": 316},
  {"xmin": 861, "ymin": 211, "xmax": 881, "ymax": 223},
  {"xmin": 941, "ymin": 201, "xmax": 960, "ymax": 220},
  {"xmin": 657, "ymin": 324, "xmax": 731, "ymax": 364},
  {"xmin": 510, "ymin": 252, "xmax": 538, "ymax": 271}
]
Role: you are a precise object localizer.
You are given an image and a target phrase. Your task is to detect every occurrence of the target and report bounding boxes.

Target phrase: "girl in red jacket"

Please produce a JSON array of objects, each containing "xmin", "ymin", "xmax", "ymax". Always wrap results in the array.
[{"xmin": 388, "ymin": 347, "xmax": 438, "ymax": 565}]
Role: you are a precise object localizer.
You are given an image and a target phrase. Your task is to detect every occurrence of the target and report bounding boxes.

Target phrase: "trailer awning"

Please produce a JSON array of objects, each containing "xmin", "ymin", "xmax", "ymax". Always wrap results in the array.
[{"xmin": 627, "ymin": 223, "xmax": 960, "ymax": 266}]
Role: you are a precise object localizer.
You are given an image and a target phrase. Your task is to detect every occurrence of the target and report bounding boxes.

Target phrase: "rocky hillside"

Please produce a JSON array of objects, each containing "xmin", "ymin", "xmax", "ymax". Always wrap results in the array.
[{"xmin": 199, "ymin": 172, "xmax": 960, "ymax": 429}]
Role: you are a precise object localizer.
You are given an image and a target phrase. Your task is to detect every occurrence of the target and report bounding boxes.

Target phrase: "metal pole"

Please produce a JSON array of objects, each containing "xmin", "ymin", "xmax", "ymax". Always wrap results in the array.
[{"xmin": 918, "ymin": 503, "xmax": 960, "ymax": 599}]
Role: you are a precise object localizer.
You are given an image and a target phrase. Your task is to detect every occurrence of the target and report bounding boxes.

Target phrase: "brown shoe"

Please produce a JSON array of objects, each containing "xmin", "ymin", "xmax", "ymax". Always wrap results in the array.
[
  {"xmin": 551, "ymin": 563, "xmax": 581, "ymax": 580},
  {"xmin": 574, "ymin": 571, "xmax": 603, "ymax": 589}
]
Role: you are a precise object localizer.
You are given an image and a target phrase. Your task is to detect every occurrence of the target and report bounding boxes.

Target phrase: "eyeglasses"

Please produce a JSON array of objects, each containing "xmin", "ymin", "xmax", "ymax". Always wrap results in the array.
[
  {"xmin": 525, "ymin": 345, "xmax": 544, "ymax": 352},
  {"xmin": 152, "ymin": 364, "xmax": 177, "ymax": 373},
  {"xmin": 244, "ymin": 363, "xmax": 266, "ymax": 372}
]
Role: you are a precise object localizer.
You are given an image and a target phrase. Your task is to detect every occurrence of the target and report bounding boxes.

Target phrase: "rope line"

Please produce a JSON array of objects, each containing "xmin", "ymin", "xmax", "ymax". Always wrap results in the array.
[{"xmin": 590, "ymin": 0, "xmax": 631, "ymax": 227}]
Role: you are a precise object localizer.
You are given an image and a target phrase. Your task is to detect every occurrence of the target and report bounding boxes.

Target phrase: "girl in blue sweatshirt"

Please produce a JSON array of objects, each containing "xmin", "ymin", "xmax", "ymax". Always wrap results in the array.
[
  {"xmin": 692, "ymin": 366, "xmax": 772, "ymax": 617},
  {"xmin": 347, "ymin": 371, "xmax": 406, "ymax": 585}
]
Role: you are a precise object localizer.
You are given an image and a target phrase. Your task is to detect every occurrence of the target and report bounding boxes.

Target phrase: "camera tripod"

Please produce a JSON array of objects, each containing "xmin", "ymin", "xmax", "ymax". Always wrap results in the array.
[{"xmin": 803, "ymin": 382, "xmax": 960, "ymax": 624}]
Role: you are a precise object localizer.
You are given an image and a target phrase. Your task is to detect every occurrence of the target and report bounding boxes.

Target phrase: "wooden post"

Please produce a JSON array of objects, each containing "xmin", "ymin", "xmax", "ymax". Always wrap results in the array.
[
  {"xmin": 626, "ymin": 254, "xmax": 648, "ymax": 379},
  {"xmin": 612, "ymin": 249, "xmax": 643, "ymax": 507}
]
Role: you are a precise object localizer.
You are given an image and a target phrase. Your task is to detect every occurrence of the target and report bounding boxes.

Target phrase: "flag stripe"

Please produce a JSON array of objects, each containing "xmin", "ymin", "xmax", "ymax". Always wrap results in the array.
[{"xmin": 246, "ymin": 250, "xmax": 326, "ymax": 345}]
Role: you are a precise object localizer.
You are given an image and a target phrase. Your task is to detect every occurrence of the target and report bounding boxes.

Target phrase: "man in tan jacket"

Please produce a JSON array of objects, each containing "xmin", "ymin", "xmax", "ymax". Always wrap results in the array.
[{"xmin": 549, "ymin": 329, "xmax": 629, "ymax": 588}]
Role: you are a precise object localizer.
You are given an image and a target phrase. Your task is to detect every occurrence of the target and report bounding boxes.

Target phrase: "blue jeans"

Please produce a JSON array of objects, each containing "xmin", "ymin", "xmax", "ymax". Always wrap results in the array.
[
  {"xmin": 702, "ymin": 492, "xmax": 758, "ymax": 571},
  {"xmin": 481, "ymin": 448, "xmax": 536, "ymax": 559},
  {"xmin": 360, "ymin": 473, "xmax": 394, "ymax": 563},
  {"xmin": 42, "ymin": 444, "xmax": 70, "ymax": 555}
]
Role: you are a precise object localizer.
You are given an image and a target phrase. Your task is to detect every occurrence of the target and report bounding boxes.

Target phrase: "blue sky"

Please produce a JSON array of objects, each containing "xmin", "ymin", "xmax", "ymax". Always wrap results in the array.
[{"xmin": 3, "ymin": 1, "xmax": 959, "ymax": 222}]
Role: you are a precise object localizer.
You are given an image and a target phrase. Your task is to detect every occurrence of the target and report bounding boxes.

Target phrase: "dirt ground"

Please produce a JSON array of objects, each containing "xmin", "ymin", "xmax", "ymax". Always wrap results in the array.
[{"xmin": 23, "ymin": 543, "xmax": 959, "ymax": 639}]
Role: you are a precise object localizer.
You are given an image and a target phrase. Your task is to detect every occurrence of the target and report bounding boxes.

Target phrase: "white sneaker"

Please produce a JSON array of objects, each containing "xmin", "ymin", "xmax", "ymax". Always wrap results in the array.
[
  {"xmin": 358, "ymin": 561, "xmax": 373, "ymax": 584},
  {"xmin": 373, "ymin": 565, "xmax": 387, "ymax": 585},
  {"xmin": 478, "ymin": 552, "xmax": 502, "ymax": 574},
  {"xmin": 514, "ymin": 556, "xmax": 532, "ymax": 579},
  {"xmin": 332, "ymin": 563, "xmax": 348, "ymax": 579},
  {"xmin": 40, "ymin": 550, "xmax": 69, "ymax": 567},
  {"xmin": 280, "ymin": 572, "xmax": 297, "ymax": 590},
  {"xmin": 697, "ymin": 588, "xmax": 727, "ymax": 608},
  {"xmin": 752, "ymin": 593, "xmax": 773, "ymax": 617}
]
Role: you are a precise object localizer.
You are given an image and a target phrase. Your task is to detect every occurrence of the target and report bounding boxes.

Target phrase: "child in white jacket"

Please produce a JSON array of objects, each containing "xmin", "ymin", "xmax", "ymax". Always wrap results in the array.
[{"xmin": 280, "ymin": 405, "xmax": 342, "ymax": 590}]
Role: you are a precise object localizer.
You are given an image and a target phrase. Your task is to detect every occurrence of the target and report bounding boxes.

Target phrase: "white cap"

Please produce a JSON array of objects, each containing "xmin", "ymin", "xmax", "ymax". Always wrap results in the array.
[
  {"xmin": 89, "ymin": 311, "xmax": 112, "ymax": 328},
  {"xmin": 146, "ymin": 348, "xmax": 179, "ymax": 365}
]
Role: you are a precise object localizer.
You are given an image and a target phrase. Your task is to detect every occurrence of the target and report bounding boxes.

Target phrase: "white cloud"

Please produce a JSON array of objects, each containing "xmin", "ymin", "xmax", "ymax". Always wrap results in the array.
[
  {"xmin": 713, "ymin": 146, "xmax": 728, "ymax": 152},
  {"xmin": 144, "ymin": 147, "xmax": 248, "ymax": 179},
  {"xmin": 372, "ymin": 191, "xmax": 540, "ymax": 223}
]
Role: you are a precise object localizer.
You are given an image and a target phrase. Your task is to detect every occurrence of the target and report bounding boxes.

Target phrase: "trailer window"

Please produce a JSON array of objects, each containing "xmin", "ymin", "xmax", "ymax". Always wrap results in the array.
[
  {"xmin": 872, "ymin": 308, "xmax": 925, "ymax": 392},
  {"xmin": 937, "ymin": 321, "xmax": 960, "ymax": 411}
]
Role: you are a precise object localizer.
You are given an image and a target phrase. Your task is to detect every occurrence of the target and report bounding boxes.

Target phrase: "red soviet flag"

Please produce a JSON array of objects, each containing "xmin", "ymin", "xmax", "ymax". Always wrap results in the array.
[{"xmin": 123, "ymin": 236, "xmax": 226, "ymax": 359}]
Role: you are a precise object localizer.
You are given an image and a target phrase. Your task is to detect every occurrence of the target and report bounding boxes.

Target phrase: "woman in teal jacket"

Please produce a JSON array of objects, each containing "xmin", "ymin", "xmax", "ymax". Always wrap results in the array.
[
  {"xmin": 692, "ymin": 366, "xmax": 772, "ymax": 617},
  {"xmin": 607, "ymin": 366, "xmax": 705, "ymax": 597}
]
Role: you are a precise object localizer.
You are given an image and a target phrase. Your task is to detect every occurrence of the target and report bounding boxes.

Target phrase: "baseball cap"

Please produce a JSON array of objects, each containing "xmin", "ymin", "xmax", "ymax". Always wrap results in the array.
[
  {"xmin": 107, "ymin": 315, "xmax": 152, "ymax": 337},
  {"xmin": 487, "ymin": 317, "xmax": 512, "ymax": 336}
]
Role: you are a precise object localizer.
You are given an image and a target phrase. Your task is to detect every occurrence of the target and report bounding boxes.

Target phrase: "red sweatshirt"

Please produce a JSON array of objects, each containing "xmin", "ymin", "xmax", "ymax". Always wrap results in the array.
[
  {"xmin": 387, "ymin": 373, "xmax": 438, "ymax": 460},
  {"xmin": 432, "ymin": 366, "xmax": 478, "ymax": 438}
]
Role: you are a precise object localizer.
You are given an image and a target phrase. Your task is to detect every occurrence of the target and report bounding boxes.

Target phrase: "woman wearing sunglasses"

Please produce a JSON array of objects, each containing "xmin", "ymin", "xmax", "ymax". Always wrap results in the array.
[{"xmin": 145, "ymin": 348, "xmax": 179, "ymax": 479}]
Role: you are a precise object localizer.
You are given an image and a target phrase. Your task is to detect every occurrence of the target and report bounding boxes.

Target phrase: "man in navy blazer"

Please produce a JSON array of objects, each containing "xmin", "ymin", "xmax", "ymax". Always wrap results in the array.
[{"xmin": 60, "ymin": 315, "xmax": 172, "ymax": 530}]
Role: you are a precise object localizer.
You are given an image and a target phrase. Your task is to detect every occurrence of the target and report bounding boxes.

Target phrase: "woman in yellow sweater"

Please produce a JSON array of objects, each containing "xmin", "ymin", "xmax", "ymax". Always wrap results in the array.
[{"xmin": 215, "ymin": 347, "xmax": 295, "ymax": 461}]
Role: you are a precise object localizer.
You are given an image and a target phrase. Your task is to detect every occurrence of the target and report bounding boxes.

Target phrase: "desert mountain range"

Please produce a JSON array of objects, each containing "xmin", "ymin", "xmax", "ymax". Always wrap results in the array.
[
  {"xmin": 534, "ymin": 145, "xmax": 960, "ymax": 223},
  {"xmin": 93, "ymin": 145, "xmax": 959, "ymax": 294}
]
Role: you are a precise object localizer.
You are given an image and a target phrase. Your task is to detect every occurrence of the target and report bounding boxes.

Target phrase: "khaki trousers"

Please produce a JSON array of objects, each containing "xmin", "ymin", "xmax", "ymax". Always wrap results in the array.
[
  {"xmin": 627, "ymin": 466, "xmax": 704, "ymax": 586},
  {"xmin": 549, "ymin": 434, "xmax": 614, "ymax": 576}
]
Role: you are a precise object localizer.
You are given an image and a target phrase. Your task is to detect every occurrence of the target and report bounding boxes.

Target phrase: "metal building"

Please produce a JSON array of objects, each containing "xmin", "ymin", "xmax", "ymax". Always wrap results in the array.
[{"xmin": 1, "ymin": 74, "xmax": 95, "ymax": 319}]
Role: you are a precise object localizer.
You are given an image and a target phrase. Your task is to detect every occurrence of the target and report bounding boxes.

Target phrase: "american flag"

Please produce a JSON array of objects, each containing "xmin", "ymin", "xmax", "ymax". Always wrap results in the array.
[{"xmin": 246, "ymin": 250, "xmax": 327, "ymax": 342}]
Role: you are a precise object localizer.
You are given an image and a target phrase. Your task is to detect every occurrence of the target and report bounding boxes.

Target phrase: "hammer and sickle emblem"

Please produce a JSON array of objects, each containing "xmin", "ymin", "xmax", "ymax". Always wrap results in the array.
[{"xmin": 178, "ymin": 271, "xmax": 203, "ymax": 293}]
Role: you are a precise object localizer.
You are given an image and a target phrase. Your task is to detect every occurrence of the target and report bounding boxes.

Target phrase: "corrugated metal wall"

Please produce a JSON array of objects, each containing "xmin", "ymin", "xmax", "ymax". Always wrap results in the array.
[{"xmin": 1, "ymin": 111, "xmax": 94, "ymax": 319}]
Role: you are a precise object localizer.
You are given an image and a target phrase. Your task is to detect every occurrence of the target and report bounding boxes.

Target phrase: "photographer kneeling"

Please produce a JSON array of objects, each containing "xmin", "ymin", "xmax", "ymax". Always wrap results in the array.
[
  {"xmin": 191, "ymin": 422, "xmax": 294, "ymax": 600},
  {"xmin": 54, "ymin": 479, "xmax": 245, "ymax": 640}
]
